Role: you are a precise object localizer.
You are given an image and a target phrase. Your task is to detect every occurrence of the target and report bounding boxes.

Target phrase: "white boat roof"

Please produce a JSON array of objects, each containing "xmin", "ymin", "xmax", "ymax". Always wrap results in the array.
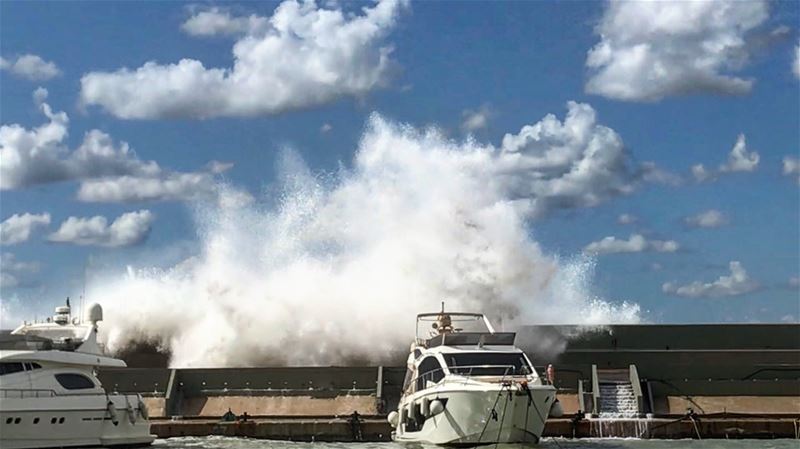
[
  {"xmin": 0, "ymin": 349, "xmax": 126, "ymax": 368},
  {"xmin": 424, "ymin": 344, "xmax": 524, "ymax": 354}
]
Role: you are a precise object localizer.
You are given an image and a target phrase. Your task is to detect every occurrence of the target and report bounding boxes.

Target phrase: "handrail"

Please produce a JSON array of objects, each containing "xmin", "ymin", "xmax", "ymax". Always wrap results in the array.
[
  {"xmin": 591, "ymin": 364, "xmax": 599, "ymax": 415},
  {"xmin": 0, "ymin": 388, "xmax": 57, "ymax": 398},
  {"xmin": 0, "ymin": 389, "xmax": 143, "ymax": 399},
  {"xmin": 629, "ymin": 364, "xmax": 643, "ymax": 415},
  {"xmin": 402, "ymin": 364, "xmax": 529, "ymax": 395}
]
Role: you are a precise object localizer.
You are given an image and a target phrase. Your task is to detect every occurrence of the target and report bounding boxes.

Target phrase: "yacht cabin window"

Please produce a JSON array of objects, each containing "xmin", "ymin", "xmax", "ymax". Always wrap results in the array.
[
  {"xmin": 416, "ymin": 356, "xmax": 445, "ymax": 391},
  {"xmin": 443, "ymin": 352, "xmax": 531, "ymax": 376},
  {"xmin": 0, "ymin": 362, "xmax": 25, "ymax": 375},
  {"xmin": 55, "ymin": 373, "xmax": 96, "ymax": 390}
]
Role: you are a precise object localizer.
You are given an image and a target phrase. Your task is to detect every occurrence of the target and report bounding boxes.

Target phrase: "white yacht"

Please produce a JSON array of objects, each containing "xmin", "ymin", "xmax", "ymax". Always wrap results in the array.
[
  {"xmin": 389, "ymin": 307, "xmax": 561, "ymax": 445},
  {"xmin": 0, "ymin": 300, "xmax": 155, "ymax": 449}
]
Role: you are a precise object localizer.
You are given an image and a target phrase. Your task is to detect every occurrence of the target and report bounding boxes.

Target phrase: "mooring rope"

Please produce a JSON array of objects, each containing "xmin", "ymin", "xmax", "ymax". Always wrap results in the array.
[
  {"xmin": 477, "ymin": 384, "xmax": 508, "ymax": 444},
  {"xmin": 493, "ymin": 388, "xmax": 511, "ymax": 449}
]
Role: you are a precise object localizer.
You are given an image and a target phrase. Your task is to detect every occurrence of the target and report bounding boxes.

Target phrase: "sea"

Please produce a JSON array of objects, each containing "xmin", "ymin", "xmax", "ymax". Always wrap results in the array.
[{"xmin": 152, "ymin": 437, "xmax": 798, "ymax": 449}]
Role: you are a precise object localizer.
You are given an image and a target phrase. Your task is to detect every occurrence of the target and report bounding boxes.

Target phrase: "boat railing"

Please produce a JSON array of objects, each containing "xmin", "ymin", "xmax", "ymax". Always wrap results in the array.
[
  {"xmin": 0, "ymin": 388, "xmax": 57, "ymax": 398},
  {"xmin": 404, "ymin": 364, "xmax": 528, "ymax": 395}
]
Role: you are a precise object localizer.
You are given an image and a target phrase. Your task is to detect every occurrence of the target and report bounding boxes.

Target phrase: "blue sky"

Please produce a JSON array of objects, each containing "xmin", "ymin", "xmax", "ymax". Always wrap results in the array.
[{"xmin": 1, "ymin": 0, "xmax": 799, "ymax": 329}]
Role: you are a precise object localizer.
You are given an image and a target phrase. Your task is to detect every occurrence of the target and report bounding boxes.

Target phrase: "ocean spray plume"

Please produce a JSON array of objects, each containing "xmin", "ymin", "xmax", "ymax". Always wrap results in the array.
[{"xmin": 93, "ymin": 109, "xmax": 641, "ymax": 367}]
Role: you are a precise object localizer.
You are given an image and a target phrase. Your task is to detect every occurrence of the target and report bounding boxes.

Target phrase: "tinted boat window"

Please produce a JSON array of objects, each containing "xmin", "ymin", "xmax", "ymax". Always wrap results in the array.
[
  {"xmin": 0, "ymin": 362, "xmax": 25, "ymax": 375},
  {"xmin": 55, "ymin": 373, "xmax": 95, "ymax": 390},
  {"xmin": 416, "ymin": 356, "xmax": 444, "ymax": 391},
  {"xmin": 444, "ymin": 352, "xmax": 531, "ymax": 376}
]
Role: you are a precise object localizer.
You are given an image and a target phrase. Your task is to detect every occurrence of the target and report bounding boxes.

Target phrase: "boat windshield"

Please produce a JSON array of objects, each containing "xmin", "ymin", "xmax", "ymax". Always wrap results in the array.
[{"xmin": 443, "ymin": 352, "xmax": 531, "ymax": 376}]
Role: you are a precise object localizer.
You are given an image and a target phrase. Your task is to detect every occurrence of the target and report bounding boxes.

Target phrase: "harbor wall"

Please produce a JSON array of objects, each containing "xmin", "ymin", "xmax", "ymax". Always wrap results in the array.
[{"xmin": 100, "ymin": 324, "xmax": 800, "ymax": 420}]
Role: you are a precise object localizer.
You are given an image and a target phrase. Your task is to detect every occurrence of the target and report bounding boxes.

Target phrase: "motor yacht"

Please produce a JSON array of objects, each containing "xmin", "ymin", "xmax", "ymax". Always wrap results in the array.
[
  {"xmin": 388, "ymin": 306, "xmax": 561, "ymax": 445},
  {"xmin": 0, "ymin": 300, "xmax": 155, "ymax": 449}
]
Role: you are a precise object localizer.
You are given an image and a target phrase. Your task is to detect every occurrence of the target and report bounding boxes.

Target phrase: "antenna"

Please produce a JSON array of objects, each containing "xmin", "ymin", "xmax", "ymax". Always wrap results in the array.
[
  {"xmin": 80, "ymin": 256, "xmax": 91, "ymax": 323},
  {"xmin": 441, "ymin": 301, "xmax": 445, "ymax": 313}
]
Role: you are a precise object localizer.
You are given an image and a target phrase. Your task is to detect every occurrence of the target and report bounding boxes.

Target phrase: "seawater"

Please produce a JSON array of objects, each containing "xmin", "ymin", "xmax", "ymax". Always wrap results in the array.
[{"xmin": 153, "ymin": 437, "xmax": 798, "ymax": 449}]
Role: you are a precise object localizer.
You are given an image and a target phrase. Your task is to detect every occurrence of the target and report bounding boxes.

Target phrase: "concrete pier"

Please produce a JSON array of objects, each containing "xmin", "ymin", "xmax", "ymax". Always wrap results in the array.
[{"xmin": 100, "ymin": 324, "xmax": 799, "ymax": 441}]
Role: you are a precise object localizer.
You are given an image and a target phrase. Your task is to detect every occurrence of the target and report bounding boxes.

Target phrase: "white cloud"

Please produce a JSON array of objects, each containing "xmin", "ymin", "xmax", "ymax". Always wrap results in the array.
[
  {"xmin": 586, "ymin": 0, "xmax": 768, "ymax": 102},
  {"xmin": 617, "ymin": 213, "xmax": 637, "ymax": 225},
  {"xmin": 650, "ymin": 262, "xmax": 663, "ymax": 272},
  {"xmin": 789, "ymin": 276, "xmax": 799, "ymax": 289},
  {"xmin": 0, "ymin": 213, "xmax": 51, "ymax": 245},
  {"xmin": 692, "ymin": 134, "xmax": 759, "ymax": 182},
  {"xmin": 719, "ymin": 134, "xmax": 759, "ymax": 173},
  {"xmin": 206, "ymin": 160, "xmax": 234, "ymax": 174},
  {"xmin": 0, "ymin": 93, "xmax": 219, "ymax": 202},
  {"xmin": 48, "ymin": 210, "xmax": 154, "ymax": 247},
  {"xmin": 498, "ymin": 101, "xmax": 652, "ymax": 218},
  {"xmin": 181, "ymin": 7, "xmax": 269, "ymax": 37},
  {"xmin": 662, "ymin": 261, "xmax": 759, "ymax": 298},
  {"xmin": 794, "ymin": 43, "xmax": 800, "ymax": 79},
  {"xmin": 691, "ymin": 163, "xmax": 715, "ymax": 183},
  {"xmin": 80, "ymin": 0, "xmax": 408, "ymax": 119},
  {"xmin": 684, "ymin": 209, "xmax": 729, "ymax": 229},
  {"xmin": 0, "ymin": 253, "xmax": 40, "ymax": 288},
  {"xmin": 461, "ymin": 105, "xmax": 491, "ymax": 132},
  {"xmin": 640, "ymin": 161, "xmax": 683, "ymax": 186},
  {"xmin": 0, "ymin": 54, "xmax": 60, "ymax": 81},
  {"xmin": 584, "ymin": 233, "xmax": 679, "ymax": 255},
  {"xmin": 320, "ymin": 123, "xmax": 333, "ymax": 133},
  {"xmin": 76, "ymin": 173, "xmax": 214, "ymax": 203},
  {"xmin": 783, "ymin": 156, "xmax": 799, "ymax": 183},
  {"xmin": 32, "ymin": 87, "xmax": 48, "ymax": 104}
]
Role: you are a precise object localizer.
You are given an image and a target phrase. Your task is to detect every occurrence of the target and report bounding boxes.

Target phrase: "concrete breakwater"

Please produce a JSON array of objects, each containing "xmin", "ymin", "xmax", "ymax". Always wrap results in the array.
[{"xmin": 101, "ymin": 324, "xmax": 800, "ymax": 440}]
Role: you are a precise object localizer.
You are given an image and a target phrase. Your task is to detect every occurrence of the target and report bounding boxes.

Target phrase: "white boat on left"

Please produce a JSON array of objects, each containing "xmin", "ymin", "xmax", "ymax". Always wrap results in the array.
[{"xmin": 0, "ymin": 300, "xmax": 155, "ymax": 449}]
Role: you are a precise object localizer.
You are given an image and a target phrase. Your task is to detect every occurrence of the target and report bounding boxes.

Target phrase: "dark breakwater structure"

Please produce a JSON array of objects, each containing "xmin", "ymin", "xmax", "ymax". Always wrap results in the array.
[{"xmin": 99, "ymin": 324, "xmax": 800, "ymax": 440}]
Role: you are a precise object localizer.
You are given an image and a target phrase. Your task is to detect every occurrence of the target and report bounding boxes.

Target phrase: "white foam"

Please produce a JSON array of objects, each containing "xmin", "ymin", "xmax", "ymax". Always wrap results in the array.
[{"xmin": 91, "ymin": 114, "xmax": 640, "ymax": 367}]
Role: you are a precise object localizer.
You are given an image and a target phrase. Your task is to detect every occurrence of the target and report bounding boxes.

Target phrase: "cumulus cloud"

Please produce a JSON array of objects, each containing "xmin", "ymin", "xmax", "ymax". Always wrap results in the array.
[
  {"xmin": 80, "ymin": 0, "xmax": 408, "ymax": 119},
  {"xmin": 684, "ymin": 209, "xmax": 729, "ymax": 228},
  {"xmin": 662, "ymin": 261, "xmax": 759, "ymax": 298},
  {"xmin": 461, "ymin": 105, "xmax": 491, "ymax": 132},
  {"xmin": 640, "ymin": 161, "xmax": 683, "ymax": 186},
  {"xmin": 320, "ymin": 123, "xmax": 333, "ymax": 133},
  {"xmin": 693, "ymin": 134, "xmax": 759, "ymax": 182},
  {"xmin": 0, "ymin": 213, "xmax": 51, "ymax": 245},
  {"xmin": 206, "ymin": 160, "xmax": 234, "ymax": 174},
  {"xmin": 48, "ymin": 210, "xmax": 154, "ymax": 247},
  {"xmin": 0, "ymin": 91, "xmax": 220, "ymax": 202},
  {"xmin": 691, "ymin": 164, "xmax": 715, "ymax": 183},
  {"xmin": 617, "ymin": 213, "xmax": 637, "ymax": 225},
  {"xmin": 783, "ymin": 156, "xmax": 799, "ymax": 183},
  {"xmin": 77, "ymin": 173, "xmax": 213, "ymax": 203},
  {"xmin": 0, "ymin": 54, "xmax": 60, "ymax": 81},
  {"xmin": 794, "ymin": 43, "xmax": 800, "ymax": 79},
  {"xmin": 0, "ymin": 253, "xmax": 40, "ymax": 288},
  {"xmin": 497, "ymin": 101, "xmax": 654, "ymax": 218},
  {"xmin": 181, "ymin": 7, "xmax": 269, "ymax": 37},
  {"xmin": 719, "ymin": 134, "xmax": 759, "ymax": 173},
  {"xmin": 584, "ymin": 233, "xmax": 679, "ymax": 255},
  {"xmin": 586, "ymin": 0, "xmax": 768, "ymax": 102}
]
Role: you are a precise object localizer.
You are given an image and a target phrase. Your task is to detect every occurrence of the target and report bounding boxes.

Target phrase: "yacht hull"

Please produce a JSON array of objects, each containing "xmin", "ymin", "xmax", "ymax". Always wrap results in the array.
[
  {"xmin": 0, "ymin": 394, "xmax": 155, "ymax": 449},
  {"xmin": 394, "ymin": 385, "xmax": 556, "ymax": 445}
]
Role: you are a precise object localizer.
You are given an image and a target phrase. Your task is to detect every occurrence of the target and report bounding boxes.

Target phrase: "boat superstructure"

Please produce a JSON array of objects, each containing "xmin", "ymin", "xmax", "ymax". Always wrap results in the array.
[
  {"xmin": 0, "ymin": 300, "xmax": 155, "ymax": 449},
  {"xmin": 389, "ymin": 307, "xmax": 560, "ymax": 445}
]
